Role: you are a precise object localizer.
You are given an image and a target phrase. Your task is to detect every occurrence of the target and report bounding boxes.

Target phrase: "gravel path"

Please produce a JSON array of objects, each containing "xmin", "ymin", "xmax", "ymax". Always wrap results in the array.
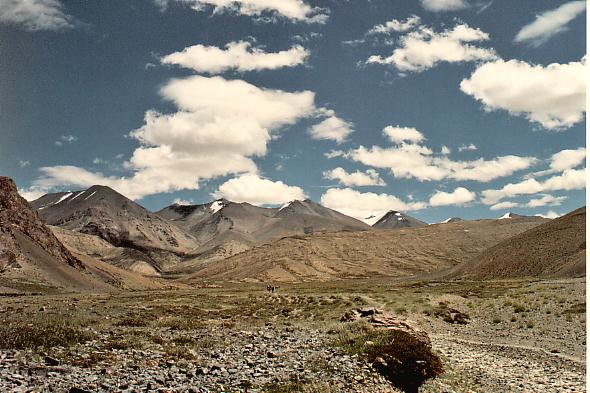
[{"xmin": 430, "ymin": 334, "xmax": 586, "ymax": 392}]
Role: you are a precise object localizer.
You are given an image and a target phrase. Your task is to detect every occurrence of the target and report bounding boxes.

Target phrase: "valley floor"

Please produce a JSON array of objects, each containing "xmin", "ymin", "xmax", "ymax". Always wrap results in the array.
[{"xmin": 0, "ymin": 278, "xmax": 585, "ymax": 392}]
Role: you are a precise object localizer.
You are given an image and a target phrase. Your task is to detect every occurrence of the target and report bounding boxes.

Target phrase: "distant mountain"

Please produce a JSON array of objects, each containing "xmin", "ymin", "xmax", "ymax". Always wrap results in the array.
[
  {"xmin": 497, "ymin": 212, "xmax": 527, "ymax": 220},
  {"xmin": 157, "ymin": 199, "xmax": 370, "ymax": 259},
  {"xmin": 453, "ymin": 207, "xmax": 585, "ymax": 279},
  {"xmin": 31, "ymin": 185, "xmax": 197, "ymax": 254},
  {"xmin": 31, "ymin": 186, "xmax": 199, "ymax": 274},
  {"xmin": 187, "ymin": 214, "xmax": 547, "ymax": 283},
  {"xmin": 372, "ymin": 211, "xmax": 427, "ymax": 229},
  {"xmin": 261, "ymin": 199, "xmax": 370, "ymax": 240}
]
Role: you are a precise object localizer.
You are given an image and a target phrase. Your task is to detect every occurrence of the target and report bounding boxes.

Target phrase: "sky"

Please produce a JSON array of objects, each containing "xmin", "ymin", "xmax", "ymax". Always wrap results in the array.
[{"xmin": 0, "ymin": 0, "xmax": 586, "ymax": 224}]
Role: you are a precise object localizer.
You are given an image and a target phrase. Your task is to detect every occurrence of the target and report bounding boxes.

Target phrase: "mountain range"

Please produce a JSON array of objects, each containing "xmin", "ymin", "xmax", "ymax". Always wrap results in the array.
[{"xmin": 0, "ymin": 178, "xmax": 585, "ymax": 291}]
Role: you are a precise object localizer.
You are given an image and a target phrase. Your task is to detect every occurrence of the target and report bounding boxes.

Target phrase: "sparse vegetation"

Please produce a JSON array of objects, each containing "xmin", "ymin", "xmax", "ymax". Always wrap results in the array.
[
  {"xmin": 334, "ymin": 323, "xmax": 443, "ymax": 393},
  {"xmin": 0, "ymin": 318, "xmax": 93, "ymax": 349}
]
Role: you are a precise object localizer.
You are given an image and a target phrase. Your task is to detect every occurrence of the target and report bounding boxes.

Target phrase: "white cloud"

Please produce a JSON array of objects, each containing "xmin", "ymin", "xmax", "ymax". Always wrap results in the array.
[
  {"xmin": 383, "ymin": 125, "xmax": 425, "ymax": 143},
  {"xmin": 489, "ymin": 201, "xmax": 520, "ymax": 211},
  {"xmin": 536, "ymin": 210, "xmax": 561, "ymax": 219},
  {"xmin": 429, "ymin": 187, "xmax": 476, "ymax": 206},
  {"xmin": 0, "ymin": 0, "xmax": 73, "ymax": 31},
  {"xmin": 160, "ymin": 0, "xmax": 328, "ymax": 23},
  {"xmin": 323, "ymin": 167, "xmax": 386, "ymax": 187},
  {"xmin": 29, "ymin": 75, "xmax": 318, "ymax": 200},
  {"xmin": 441, "ymin": 145, "xmax": 451, "ymax": 155},
  {"xmin": 526, "ymin": 194, "xmax": 566, "ymax": 208},
  {"xmin": 531, "ymin": 147, "xmax": 586, "ymax": 177},
  {"xmin": 458, "ymin": 143, "xmax": 477, "ymax": 152},
  {"xmin": 320, "ymin": 187, "xmax": 425, "ymax": 224},
  {"xmin": 161, "ymin": 41, "xmax": 309, "ymax": 73},
  {"xmin": 18, "ymin": 187, "xmax": 46, "ymax": 201},
  {"xmin": 173, "ymin": 198, "xmax": 193, "ymax": 205},
  {"xmin": 368, "ymin": 15, "xmax": 421, "ymax": 35},
  {"xmin": 324, "ymin": 149, "xmax": 345, "ymax": 159},
  {"xmin": 421, "ymin": 0, "xmax": 469, "ymax": 12},
  {"xmin": 55, "ymin": 134, "xmax": 77, "ymax": 146},
  {"xmin": 309, "ymin": 115, "xmax": 353, "ymax": 143},
  {"xmin": 481, "ymin": 168, "xmax": 586, "ymax": 205},
  {"xmin": 460, "ymin": 58, "xmax": 586, "ymax": 130},
  {"xmin": 213, "ymin": 174, "xmax": 306, "ymax": 205},
  {"xmin": 19, "ymin": 160, "xmax": 30, "ymax": 168},
  {"xmin": 367, "ymin": 23, "xmax": 496, "ymax": 73},
  {"xmin": 349, "ymin": 144, "xmax": 536, "ymax": 182},
  {"xmin": 515, "ymin": 1, "xmax": 586, "ymax": 46}
]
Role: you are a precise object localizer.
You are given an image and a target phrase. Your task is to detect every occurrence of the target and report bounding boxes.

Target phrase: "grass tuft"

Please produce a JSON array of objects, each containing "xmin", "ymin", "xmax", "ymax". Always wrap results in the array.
[{"xmin": 333, "ymin": 323, "xmax": 443, "ymax": 393}]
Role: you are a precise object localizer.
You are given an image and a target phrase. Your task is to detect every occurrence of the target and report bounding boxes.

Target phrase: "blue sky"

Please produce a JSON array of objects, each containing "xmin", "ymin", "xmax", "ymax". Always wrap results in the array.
[{"xmin": 0, "ymin": 0, "xmax": 586, "ymax": 223}]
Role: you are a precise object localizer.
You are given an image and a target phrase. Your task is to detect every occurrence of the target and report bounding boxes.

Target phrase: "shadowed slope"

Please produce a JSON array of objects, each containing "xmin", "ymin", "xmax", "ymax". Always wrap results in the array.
[{"xmin": 453, "ymin": 207, "xmax": 586, "ymax": 279}]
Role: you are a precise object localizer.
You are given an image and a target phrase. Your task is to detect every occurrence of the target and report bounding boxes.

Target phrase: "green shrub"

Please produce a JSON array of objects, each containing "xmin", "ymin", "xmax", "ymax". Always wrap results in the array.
[
  {"xmin": 334, "ymin": 325, "xmax": 443, "ymax": 393},
  {"xmin": 0, "ymin": 319, "xmax": 93, "ymax": 349}
]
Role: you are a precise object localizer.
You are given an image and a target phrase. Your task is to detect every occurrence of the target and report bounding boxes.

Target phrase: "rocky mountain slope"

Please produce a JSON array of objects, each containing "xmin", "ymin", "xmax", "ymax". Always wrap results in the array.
[
  {"xmin": 32, "ymin": 186, "xmax": 197, "ymax": 253},
  {"xmin": 186, "ymin": 216, "xmax": 547, "ymax": 282},
  {"xmin": 0, "ymin": 177, "xmax": 81, "ymax": 272},
  {"xmin": 453, "ymin": 207, "xmax": 586, "ymax": 279},
  {"xmin": 372, "ymin": 211, "xmax": 427, "ymax": 229},
  {"xmin": 158, "ymin": 199, "xmax": 370, "ymax": 268},
  {"xmin": 0, "ymin": 177, "xmax": 162, "ymax": 292},
  {"xmin": 31, "ymin": 186, "xmax": 199, "ymax": 273}
]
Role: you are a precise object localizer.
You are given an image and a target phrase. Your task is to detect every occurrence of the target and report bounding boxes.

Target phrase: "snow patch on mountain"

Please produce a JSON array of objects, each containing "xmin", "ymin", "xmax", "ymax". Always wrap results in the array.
[{"xmin": 210, "ymin": 200, "xmax": 225, "ymax": 213}]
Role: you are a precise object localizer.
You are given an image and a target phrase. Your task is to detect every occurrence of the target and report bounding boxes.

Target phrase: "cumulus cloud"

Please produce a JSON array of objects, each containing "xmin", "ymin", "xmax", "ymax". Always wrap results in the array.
[
  {"xmin": 489, "ymin": 201, "xmax": 519, "ymax": 211},
  {"xmin": 458, "ymin": 143, "xmax": 477, "ymax": 152},
  {"xmin": 159, "ymin": 0, "xmax": 328, "ymax": 23},
  {"xmin": 173, "ymin": 198, "xmax": 193, "ymax": 205},
  {"xmin": 309, "ymin": 114, "xmax": 353, "ymax": 143},
  {"xmin": 383, "ymin": 125, "xmax": 425, "ymax": 143},
  {"xmin": 536, "ymin": 210, "xmax": 561, "ymax": 219},
  {"xmin": 481, "ymin": 168, "xmax": 586, "ymax": 205},
  {"xmin": 441, "ymin": 145, "xmax": 451, "ymax": 155},
  {"xmin": 429, "ymin": 187, "xmax": 476, "ymax": 206},
  {"xmin": 18, "ymin": 187, "xmax": 46, "ymax": 201},
  {"xmin": 0, "ymin": 0, "xmax": 74, "ymax": 31},
  {"xmin": 213, "ymin": 174, "xmax": 306, "ymax": 205},
  {"xmin": 526, "ymin": 194, "xmax": 566, "ymax": 208},
  {"xmin": 320, "ymin": 188, "xmax": 425, "ymax": 224},
  {"xmin": 324, "ymin": 150, "xmax": 345, "ymax": 159},
  {"xmin": 460, "ymin": 58, "xmax": 586, "ymax": 130},
  {"xmin": 515, "ymin": 1, "xmax": 586, "ymax": 46},
  {"xmin": 161, "ymin": 41, "xmax": 309, "ymax": 73},
  {"xmin": 531, "ymin": 147, "xmax": 586, "ymax": 177},
  {"xmin": 367, "ymin": 23, "xmax": 496, "ymax": 73},
  {"xmin": 323, "ymin": 167, "xmax": 386, "ymax": 187},
  {"xmin": 28, "ymin": 75, "xmax": 318, "ymax": 200},
  {"xmin": 421, "ymin": 0, "xmax": 469, "ymax": 12},
  {"xmin": 367, "ymin": 15, "xmax": 421, "ymax": 35},
  {"xmin": 348, "ymin": 144, "xmax": 536, "ymax": 182}
]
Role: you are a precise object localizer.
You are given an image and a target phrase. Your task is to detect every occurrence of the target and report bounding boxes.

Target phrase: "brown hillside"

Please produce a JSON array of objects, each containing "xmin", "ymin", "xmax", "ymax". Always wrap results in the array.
[
  {"xmin": 186, "ymin": 216, "xmax": 547, "ymax": 283},
  {"xmin": 0, "ymin": 177, "xmax": 163, "ymax": 292},
  {"xmin": 454, "ymin": 207, "xmax": 586, "ymax": 279}
]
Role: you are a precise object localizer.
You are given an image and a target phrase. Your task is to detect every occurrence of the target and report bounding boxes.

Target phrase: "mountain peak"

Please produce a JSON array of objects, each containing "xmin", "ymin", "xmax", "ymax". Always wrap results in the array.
[
  {"xmin": 373, "ymin": 210, "xmax": 427, "ymax": 229},
  {"xmin": 498, "ymin": 212, "xmax": 524, "ymax": 220}
]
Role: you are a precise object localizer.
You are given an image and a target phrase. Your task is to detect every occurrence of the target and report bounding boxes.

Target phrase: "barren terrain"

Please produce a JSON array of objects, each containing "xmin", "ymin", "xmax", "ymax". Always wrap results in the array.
[
  {"xmin": 187, "ymin": 217, "xmax": 547, "ymax": 282},
  {"xmin": 0, "ymin": 278, "xmax": 584, "ymax": 392}
]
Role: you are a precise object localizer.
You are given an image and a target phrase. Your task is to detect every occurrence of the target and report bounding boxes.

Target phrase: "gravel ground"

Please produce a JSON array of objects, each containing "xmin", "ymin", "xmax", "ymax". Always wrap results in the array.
[{"xmin": 0, "ymin": 327, "xmax": 398, "ymax": 393}]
